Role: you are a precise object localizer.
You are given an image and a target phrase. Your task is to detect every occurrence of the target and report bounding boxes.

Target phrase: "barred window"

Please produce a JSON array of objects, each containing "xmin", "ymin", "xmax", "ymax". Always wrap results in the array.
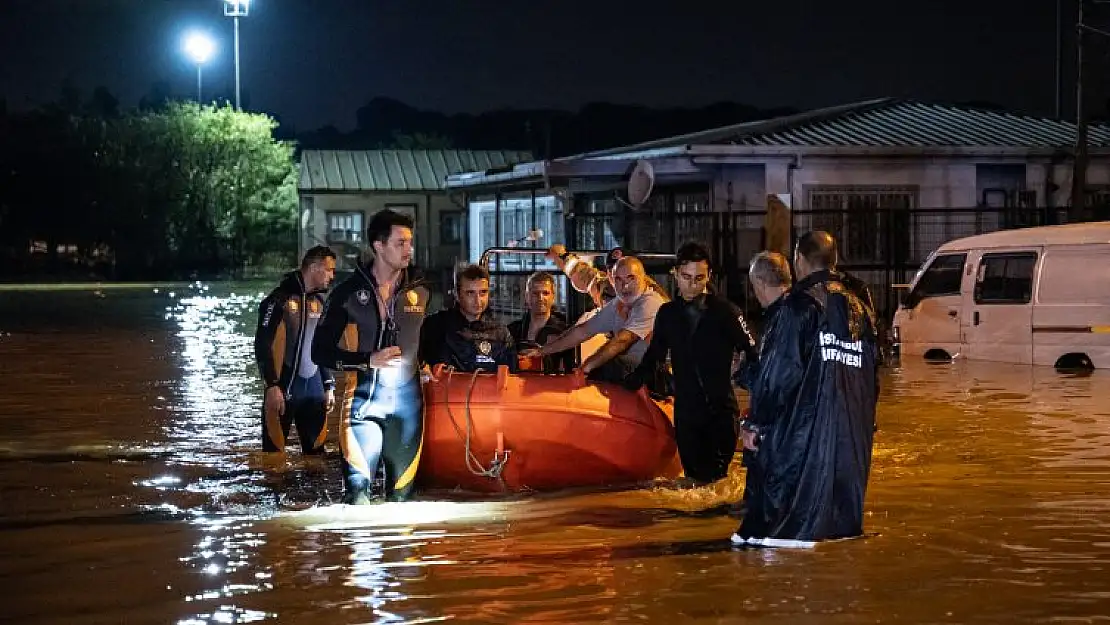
[{"xmin": 806, "ymin": 187, "xmax": 917, "ymax": 263}]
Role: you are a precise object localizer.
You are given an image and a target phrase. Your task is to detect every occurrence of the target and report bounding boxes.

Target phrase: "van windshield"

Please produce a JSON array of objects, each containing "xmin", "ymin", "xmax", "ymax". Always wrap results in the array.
[{"xmin": 904, "ymin": 253, "xmax": 966, "ymax": 308}]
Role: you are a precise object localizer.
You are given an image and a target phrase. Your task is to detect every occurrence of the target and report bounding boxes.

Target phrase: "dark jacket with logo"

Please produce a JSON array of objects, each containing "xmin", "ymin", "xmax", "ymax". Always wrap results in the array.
[
  {"xmin": 737, "ymin": 270, "xmax": 879, "ymax": 542},
  {"xmin": 311, "ymin": 263, "xmax": 430, "ymax": 388},
  {"xmin": 419, "ymin": 307, "xmax": 517, "ymax": 373},
  {"xmin": 254, "ymin": 271, "xmax": 335, "ymax": 392}
]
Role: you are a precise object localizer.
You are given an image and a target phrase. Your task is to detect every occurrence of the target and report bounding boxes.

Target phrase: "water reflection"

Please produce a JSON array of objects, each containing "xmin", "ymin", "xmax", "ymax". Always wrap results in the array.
[{"xmin": 4, "ymin": 286, "xmax": 1110, "ymax": 623}]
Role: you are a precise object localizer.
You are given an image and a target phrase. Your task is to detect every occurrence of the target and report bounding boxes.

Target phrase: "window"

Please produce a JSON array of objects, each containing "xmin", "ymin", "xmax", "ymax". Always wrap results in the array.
[
  {"xmin": 905, "ymin": 253, "xmax": 966, "ymax": 307},
  {"xmin": 327, "ymin": 212, "xmax": 363, "ymax": 243},
  {"xmin": 974, "ymin": 252, "xmax": 1037, "ymax": 305},
  {"xmin": 807, "ymin": 187, "xmax": 916, "ymax": 263},
  {"xmin": 467, "ymin": 193, "xmax": 564, "ymax": 268},
  {"xmin": 440, "ymin": 211, "xmax": 463, "ymax": 245},
  {"xmin": 1037, "ymin": 246, "xmax": 1110, "ymax": 304}
]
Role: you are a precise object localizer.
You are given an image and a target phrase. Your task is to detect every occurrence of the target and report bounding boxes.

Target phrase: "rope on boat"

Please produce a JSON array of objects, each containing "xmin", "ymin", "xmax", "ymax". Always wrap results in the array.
[{"xmin": 441, "ymin": 367, "xmax": 511, "ymax": 485}]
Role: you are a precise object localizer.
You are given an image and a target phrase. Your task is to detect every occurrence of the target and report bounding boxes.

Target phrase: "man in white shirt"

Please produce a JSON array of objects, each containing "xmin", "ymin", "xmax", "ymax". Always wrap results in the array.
[{"xmin": 522, "ymin": 255, "xmax": 666, "ymax": 382}]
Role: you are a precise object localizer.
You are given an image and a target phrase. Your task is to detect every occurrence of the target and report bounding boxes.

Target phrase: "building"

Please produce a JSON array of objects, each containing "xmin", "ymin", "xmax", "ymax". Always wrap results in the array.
[
  {"xmin": 445, "ymin": 98, "xmax": 1110, "ymax": 318},
  {"xmin": 297, "ymin": 149, "xmax": 533, "ymax": 278}
]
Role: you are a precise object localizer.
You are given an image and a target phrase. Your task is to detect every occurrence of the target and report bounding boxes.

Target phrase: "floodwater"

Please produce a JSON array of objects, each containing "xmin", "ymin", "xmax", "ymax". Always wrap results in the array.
[{"xmin": 2, "ymin": 284, "xmax": 1110, "ymax": 624}]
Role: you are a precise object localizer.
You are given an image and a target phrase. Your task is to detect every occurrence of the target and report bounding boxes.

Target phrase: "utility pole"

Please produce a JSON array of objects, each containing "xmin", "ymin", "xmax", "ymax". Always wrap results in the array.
[
  {"xmin": 1072, "ymin": 0, "xmax": 1088, "ymax": 222},
  {"xmin": 1057, "ymin": 0, "xmax": 1064, "ymax": 118}
]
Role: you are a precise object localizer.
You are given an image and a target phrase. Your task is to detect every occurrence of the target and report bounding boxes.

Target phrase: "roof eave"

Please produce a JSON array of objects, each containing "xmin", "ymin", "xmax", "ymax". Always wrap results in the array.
[{"xmin": 686, "ymin": 144, "xmax": 1109, "ymax": 158}]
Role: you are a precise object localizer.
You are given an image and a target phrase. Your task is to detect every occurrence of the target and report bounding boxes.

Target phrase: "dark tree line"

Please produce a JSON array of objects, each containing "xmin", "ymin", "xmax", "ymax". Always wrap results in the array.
[{"xmin": 0, "ymin": 88, "xmax": 298, "ymax": 281}]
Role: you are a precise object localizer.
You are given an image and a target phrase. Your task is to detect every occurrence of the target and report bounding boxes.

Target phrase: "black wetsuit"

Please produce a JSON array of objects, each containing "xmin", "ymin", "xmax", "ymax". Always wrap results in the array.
[
  {"xmin": 506, "ymin": 312, "xmax": 575, "ymax": 373},
  {"xmin": 419, "ymin": 307, "xmax": 517, "ymax": 373},
  {"xmin": 254, "ymin": 271, "xmax": 335, "ymax": 454},
  {"xmin": 627, "ymin": 293, "xmax": 758, "ymax": 483},
  {"xmin": 311, "ymin": 263, "xmax": 430, "ymax": 503}
]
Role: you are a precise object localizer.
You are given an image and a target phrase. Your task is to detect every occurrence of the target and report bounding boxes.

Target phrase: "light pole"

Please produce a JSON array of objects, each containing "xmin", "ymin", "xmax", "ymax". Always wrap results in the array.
[
  {"xmin": 1072, "ymin": 0, "xmax": 1110, "ymax": 220},
  {"xmin": 222, "ymin": 0, "xmax": 250, "ymax": 110},
  {"xmin": 183, "ymin": 31, "xmax": 216, "ymax": 102}
]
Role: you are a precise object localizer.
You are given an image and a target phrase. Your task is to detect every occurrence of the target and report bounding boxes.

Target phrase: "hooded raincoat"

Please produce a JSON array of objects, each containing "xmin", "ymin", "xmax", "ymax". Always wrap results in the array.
[{"xmin": 735, "ymin": 269, "xmax": 880, "ymax": 545}]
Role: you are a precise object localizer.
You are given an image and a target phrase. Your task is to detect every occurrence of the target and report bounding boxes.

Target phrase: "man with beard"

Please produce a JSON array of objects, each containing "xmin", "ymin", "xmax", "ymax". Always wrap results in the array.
[
  {"xmin": 507, "ymin": 271, "xmax": 575, "ymax": 373},
  {"xmin": 419, "ymin": 264, "xmax": 517, "ymax": 373},
  {"xmin": 312, "ymin": 209, "xmax": 431, "ymax": 504},
  {"xmin": 732, "ymin": 232, "xmax": 880, "ymax": 548},
  {"xmin": 254, "ymin": 245, "xmax": 338, "ymax": 455},
  {"xmin": 623, "ymin": 242, "xmax": 758, "ymax": 484},
  {"xmin": 522, "ymin": 255, "xmax": 666, "ymax": 383}
]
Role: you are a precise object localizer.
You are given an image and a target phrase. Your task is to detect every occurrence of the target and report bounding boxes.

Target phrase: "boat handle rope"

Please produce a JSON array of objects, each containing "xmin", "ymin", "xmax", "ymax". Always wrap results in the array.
[{"xmin": 441, "ymin": 367, "xmax": 512, "ymax": 486}]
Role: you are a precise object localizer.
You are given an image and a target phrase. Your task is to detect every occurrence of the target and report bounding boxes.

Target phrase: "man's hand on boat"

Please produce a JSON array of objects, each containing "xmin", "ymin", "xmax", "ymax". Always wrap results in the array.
[
  {"xmin": 369, "ymin": 346, "xmax": 404, "ymax": 369},
  {"xmin": 419, "ymin": 364, "xmax": 439, "ymax": 384},
  {"xmin": 518, "ymin": 346, "xmax": 543, "ymax": 360}
]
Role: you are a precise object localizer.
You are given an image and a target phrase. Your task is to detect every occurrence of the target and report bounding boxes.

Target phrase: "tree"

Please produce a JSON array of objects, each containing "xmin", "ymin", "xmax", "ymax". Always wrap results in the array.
[
  {"xmin": 383, "ymin": 131, "xmax": 454, "ymax": 149},
  {"xmin": 94, "ymin": 102, "xmax": 298, "ymax": 276}
]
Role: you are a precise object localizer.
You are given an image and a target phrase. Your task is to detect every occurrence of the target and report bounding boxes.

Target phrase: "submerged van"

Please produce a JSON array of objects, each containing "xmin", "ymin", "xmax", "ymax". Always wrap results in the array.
[{"xmin": 892, "ymin": 222, "xmax": 1110, "ymax": 369}]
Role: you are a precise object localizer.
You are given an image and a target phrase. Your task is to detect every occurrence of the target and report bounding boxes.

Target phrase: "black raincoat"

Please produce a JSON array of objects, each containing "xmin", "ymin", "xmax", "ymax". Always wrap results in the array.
[{"xmin": 736, "ymin": 269, "xmax": 879, "ymax": 543}]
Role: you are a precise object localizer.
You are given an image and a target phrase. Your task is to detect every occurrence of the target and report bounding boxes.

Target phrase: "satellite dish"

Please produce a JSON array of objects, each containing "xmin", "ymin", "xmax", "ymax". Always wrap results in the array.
[{"xmin": 626, "ymin": 160, "xmax": 655, "ymax": 209}]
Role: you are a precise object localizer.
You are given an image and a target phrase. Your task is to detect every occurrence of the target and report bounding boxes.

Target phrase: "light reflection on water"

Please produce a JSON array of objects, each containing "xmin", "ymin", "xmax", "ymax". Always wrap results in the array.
[{"xmin": 2, "ymin": 285, "xmax": 1110, "ymax": 623}]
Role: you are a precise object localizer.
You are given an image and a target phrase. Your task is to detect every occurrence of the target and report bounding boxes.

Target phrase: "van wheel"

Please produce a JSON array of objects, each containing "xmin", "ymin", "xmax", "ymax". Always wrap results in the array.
[
  {"xmin": 1055, "ymin": 353, "xmax": 1095, "ymax": 372},
  {"xmin": 923, "ymin": 349, "xmax": 953, "ymax": 362}
]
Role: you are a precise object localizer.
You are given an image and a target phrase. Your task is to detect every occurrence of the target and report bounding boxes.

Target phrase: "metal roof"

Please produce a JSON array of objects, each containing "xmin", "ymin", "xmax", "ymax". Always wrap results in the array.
[
  {"xmin": 574, "ymin": 99, "xmax": 1110, "ymax": 158},
  {"xmin": 299, "ymin": 149, "xmax": 534, "ymax": 192}
]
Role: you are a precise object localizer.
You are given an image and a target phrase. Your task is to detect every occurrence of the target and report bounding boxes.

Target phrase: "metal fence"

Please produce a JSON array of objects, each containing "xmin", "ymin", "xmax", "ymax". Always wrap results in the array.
[{"xmin": 500, "ymin": 205, "xmax": 1078, "ymax": 331}]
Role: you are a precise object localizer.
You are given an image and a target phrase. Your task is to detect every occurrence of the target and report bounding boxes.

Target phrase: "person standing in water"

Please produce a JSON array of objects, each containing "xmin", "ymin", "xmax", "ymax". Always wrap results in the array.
[
  {"xmin": 624, "ymin": 242, "xmax": 758, "ymax": 484},
  {"xmin": 312, "ymin": 209, "xmax": 431, "ymax": 504},
  {"xmin": 732, "ymin": 232, "xmax": 879, "ymax": 548},
  {"xmin": 254, "ymin": 245, "xmax": 338, "ymax": 455}
]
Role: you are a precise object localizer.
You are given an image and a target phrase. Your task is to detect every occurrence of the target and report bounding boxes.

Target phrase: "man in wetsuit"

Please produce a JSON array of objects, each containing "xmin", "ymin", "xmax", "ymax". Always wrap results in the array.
[
  {"xmin": 254, "ymin": 245, "xmax": 338, "ymax": 454},
  {"xmin": 419, "ymin": 264, "xmax": 517, "ymax": 373},
  {"xmin": 522, "ymin": 255, "xmax": 666, "ymax": 383},
  {"xmin": 311, "ymin": 209, "xmax": 431, "ymax": 504},
  {"xmin": 507, "ymin": 271, "xmax": 575, "ymax": 373},
  {"xmin": 624, "ymin": 242, "xmax": 758, "ymax": 484},
  {"xmin": 732, "ymin": 231, "xmax": 879, "ymax": 548}
]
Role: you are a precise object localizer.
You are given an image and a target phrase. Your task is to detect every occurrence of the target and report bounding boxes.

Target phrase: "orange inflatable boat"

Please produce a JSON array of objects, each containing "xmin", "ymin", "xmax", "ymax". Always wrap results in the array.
[{"xmin": 417, "ymin": 364, "xmax": 682, "ymax": 493}]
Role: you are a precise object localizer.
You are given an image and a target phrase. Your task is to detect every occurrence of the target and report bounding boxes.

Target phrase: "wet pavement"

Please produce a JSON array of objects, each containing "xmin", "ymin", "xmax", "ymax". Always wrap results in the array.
[{"xmin": 1, "ymin": 284, "xmax": 1109, "ymax": 624}]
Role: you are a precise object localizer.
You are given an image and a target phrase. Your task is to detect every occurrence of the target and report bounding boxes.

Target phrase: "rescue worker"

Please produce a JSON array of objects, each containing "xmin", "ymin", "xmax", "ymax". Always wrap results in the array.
[
  {"xmin": 254, "ymin": 245, "xmax": 338, "ymax": 455},
  {"xmin": 733, "ymin": 251, "xmax": 792, "ymax": 516},
  {"xmin": 311, "ymin": 209, "xmax": 431, "ymax": 504},
  {"xmin": 419, "ymin": 264, "xmax": 517, "ymax": 373},
  {"xmin": 523, "ymin": 255, "xmax": 666, "ymax": 383},
  {"xmin": 624, "ymin": 242, "xmax": 758, "ymax": 484},
  {"xmin": 732, "ymin": 232, "xmax": 880, "ymax": 548},
  {"xmin": 507, "ymin": 271, "xmax": 575, "ymax": 373}
]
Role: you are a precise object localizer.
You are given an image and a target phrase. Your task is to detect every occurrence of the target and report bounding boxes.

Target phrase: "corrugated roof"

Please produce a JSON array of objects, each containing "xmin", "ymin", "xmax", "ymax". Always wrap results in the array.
[
  {"xmin": 299, "ymin": 149, "xmax": 534, "ymax": 192},
  {"xmin": 574, "ymin": 99, "xmax": 1110, "ymax": 158}
]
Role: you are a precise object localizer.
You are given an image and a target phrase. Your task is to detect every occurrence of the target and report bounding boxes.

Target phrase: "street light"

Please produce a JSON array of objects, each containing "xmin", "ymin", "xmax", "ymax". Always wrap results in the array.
[
  {"xmin": 222, "ymin": 0, "xmax": 250, "ymax": 110},
  {"xmin": 183, "ymin": 31, "xmax": 216, "ymax": 102}
]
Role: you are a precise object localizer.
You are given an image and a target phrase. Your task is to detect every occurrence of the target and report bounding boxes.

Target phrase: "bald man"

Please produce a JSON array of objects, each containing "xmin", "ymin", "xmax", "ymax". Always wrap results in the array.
[
  {"xmin": 732, "ymin": 231, "xmax": 879, "ymax": 549},
  {"xmin": 523, "ymin": 255, "xmax": 667, "ymax": 383}
]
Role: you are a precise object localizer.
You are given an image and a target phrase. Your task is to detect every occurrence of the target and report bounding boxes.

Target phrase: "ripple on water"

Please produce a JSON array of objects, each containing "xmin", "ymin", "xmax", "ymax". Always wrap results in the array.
[{"xmin": 3, "ymin": 286, "xmax": 1110, "ymax": 623}]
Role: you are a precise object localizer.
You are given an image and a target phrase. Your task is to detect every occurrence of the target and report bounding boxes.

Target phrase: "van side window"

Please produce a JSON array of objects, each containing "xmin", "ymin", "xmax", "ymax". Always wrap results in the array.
[{"xmin": 974, "ymin": 252, "xmax": 1038, "ymax": 304}]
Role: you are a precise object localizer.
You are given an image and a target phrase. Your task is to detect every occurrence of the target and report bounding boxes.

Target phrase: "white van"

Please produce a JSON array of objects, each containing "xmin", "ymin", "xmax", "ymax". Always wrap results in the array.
[{"xmin": 892, "ymin": 222, "xmax": 1110, "ymax": 369}]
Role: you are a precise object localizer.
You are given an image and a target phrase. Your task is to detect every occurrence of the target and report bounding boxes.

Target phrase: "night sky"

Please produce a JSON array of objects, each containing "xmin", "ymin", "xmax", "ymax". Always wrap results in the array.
[{"xmin": 0, "ymin": 0, "xmax": 1095, "ymax": 133}]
